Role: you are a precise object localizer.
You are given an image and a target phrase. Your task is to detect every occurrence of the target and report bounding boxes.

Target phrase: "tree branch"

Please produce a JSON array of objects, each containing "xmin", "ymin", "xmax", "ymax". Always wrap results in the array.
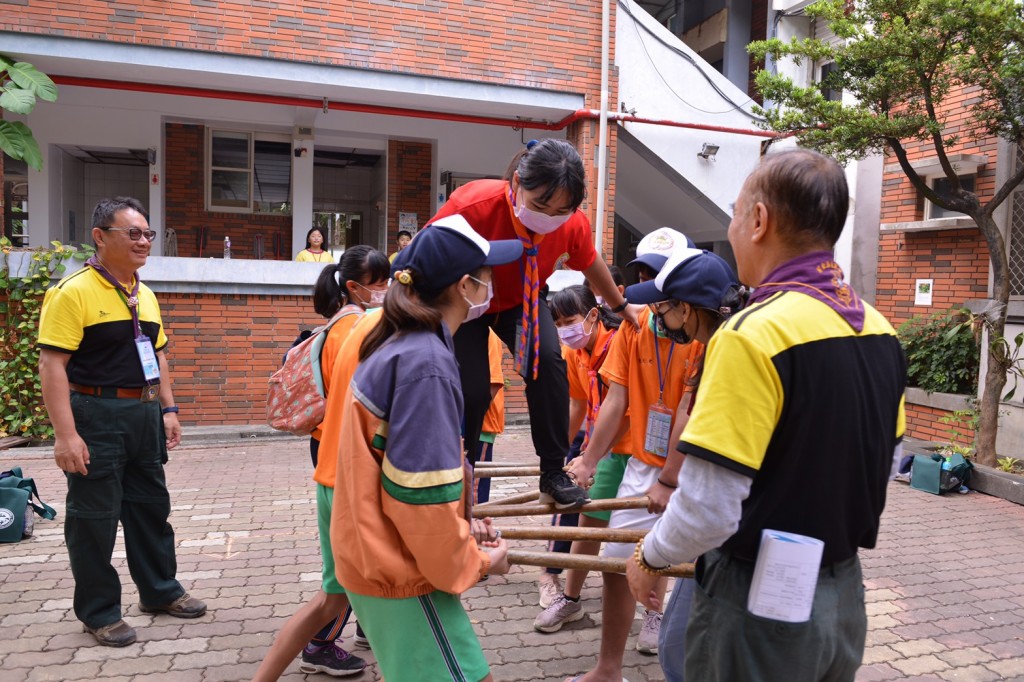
[{"xmin": 983, "ymin": 141, "xmax": 1024, "ymax": 218}]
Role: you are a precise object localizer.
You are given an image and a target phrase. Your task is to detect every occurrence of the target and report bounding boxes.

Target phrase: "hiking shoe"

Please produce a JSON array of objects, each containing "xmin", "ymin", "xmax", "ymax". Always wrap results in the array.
[
  {"xmin": 539, "ymin": 470, "xmax": 589, "ymax": 510},
  {"xmin": 539, "ymin": 571, "xmax": 562, "ymax": 608},
  {"xmin": 83, "ymin": 619, "xmax": 137, "ymax": 647},
  {"xmin": 353, "ymin": 623, "xmax": 369, "ymax": 649},
  {"xmin": 635, "ymin": 609, "xmax": 662, "ymax": 655},
  {"xmin": 534, "ymin": 594, "xmax": 584, "ymax": 633},
  {"xmin": 299, "ymin": 642, "xmax": 367, "ymax": 677},
  {"xmin": 139, "ymin": 593, "xmax": 207, "ymax": 619}
]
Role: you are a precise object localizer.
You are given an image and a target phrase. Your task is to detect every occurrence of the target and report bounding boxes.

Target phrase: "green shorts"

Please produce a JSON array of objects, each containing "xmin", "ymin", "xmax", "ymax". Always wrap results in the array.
[
  {"xmin": 347, "ymin": 589, "xmax": 489, "ymax": 682},
  {"xmin": 583, "ymin": 453, "xmax": 630, "ymax": 522},
  {"xmin": 316, "ymin": 484, "xmax": 346, "ymax": 595}
]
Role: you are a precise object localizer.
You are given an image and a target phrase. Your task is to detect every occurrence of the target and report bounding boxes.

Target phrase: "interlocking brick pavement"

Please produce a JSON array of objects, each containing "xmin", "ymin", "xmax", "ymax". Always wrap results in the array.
[{"xmin": 2, "ymin": 426, "xmax": 1024, "ymax": 681}]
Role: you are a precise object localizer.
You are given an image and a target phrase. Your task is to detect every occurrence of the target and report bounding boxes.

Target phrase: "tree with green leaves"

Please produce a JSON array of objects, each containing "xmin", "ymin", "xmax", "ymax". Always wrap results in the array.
[
  {"xmin": 0, "ymin": 54, "xmax": 58, "ymax": 171},
  {"xmin": 749, "ymin": 0, "xmax": 1024, "ymax": 467}
]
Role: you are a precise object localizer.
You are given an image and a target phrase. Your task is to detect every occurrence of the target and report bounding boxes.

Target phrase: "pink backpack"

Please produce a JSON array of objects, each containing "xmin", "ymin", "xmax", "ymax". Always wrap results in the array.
[{"xmin": 266, "ymin": 309, "xmax": 361, "ymax": 436}]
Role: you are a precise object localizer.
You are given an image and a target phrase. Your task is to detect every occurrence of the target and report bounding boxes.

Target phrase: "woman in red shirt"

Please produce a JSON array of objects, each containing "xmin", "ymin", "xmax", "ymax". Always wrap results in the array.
[{"xmin": 429, "ymin": 139, "xmax": 634, "ymax": 510}]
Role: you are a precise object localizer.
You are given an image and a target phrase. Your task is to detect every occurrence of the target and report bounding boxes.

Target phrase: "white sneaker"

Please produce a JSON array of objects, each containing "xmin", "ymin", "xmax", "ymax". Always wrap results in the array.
[
  {"xmin": 533, "ymin": 594, "xmax": 585, "ymax": 633},
  {"xmin": 538, "ymin": 571, "xmax": 562, "ymax": 608},
  {"xmin": 635, "ymin": 609, "xmax": 662, "ymax": 655}
]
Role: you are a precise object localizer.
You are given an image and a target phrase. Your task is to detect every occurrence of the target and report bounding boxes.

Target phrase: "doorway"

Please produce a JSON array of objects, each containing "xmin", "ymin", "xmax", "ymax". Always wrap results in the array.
[{"xmin": 313, "ymin": 147, "xmax": 384, "ymax": 254}]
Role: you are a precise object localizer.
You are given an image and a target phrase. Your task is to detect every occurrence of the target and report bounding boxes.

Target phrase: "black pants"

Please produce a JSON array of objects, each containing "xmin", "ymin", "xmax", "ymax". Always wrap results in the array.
[
  {"xmin": 65, "ymin": 393, "xmax": 184, "ymax": 629},
  {"xmin": 454, "ymin": 300, "xmax": 568, "ymax": 474}
]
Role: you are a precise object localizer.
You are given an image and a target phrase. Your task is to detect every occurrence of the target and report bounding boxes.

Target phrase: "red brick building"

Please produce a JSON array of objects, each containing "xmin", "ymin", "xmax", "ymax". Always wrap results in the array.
[
  {"xmin": 875, "ymin": 86, "xmax": 1024, "ymax": 447},
  {"xmin": 2, "ymin": 0, "xmax": 774, "ymax": 426}
]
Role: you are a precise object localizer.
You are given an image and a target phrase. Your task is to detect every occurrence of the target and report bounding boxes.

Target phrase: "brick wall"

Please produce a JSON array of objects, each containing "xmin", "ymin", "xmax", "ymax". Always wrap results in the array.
[
  {"xmin": 905, "ymin": 402, "xmax": 974, "ymax": 445},
  {"xmin": 159, "ymin": 292, "xmax": 315, "ymax": 423},
  {"xmin": 7, "ymin": 1, "xmax": 606, "ymax": 97},
  {"xmin": 162, "ymin": 290, "xmax": 529, "ymax": 425},
  {"xmin": 876, "ymin": 85, "xmax": 1000, "ymax": 326},
  {"xmin": 875, "ymin": 229, "xmax": 990, "ymax": 326},
  {"xmin": 164, "ymin": 123, "xmax": 293, "ymax": 260},
  {"xmin": 160, "ymin": 290, "xmax": 528, "ymax": 425},
  {"xmin": 386, "ymin": 140, "xmax": 433, "ymax": 250}
]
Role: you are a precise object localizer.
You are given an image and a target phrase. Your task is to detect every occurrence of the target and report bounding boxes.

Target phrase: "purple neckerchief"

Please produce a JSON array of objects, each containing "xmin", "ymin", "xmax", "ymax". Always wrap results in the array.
[
  {"xmin": 87, "ymin": 256, "xmax": 142, "ymax": 337},
  {"xmin": 747, "ymin": 250, "xmax": 865, "ymax": 332}
]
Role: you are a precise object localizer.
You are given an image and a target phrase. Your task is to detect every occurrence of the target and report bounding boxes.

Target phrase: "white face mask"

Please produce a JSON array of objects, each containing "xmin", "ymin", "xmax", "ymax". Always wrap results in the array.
[
  {"xmin": 352, "ymin": 282, "xmax": 387, "ymax": 309},
  {"xmin": 513, "ymin": 188, "xmax": 572, "ymax": 235},
  {"xmin": 464, "ymin": 276, "xmax": 493, "ymax": 323}
]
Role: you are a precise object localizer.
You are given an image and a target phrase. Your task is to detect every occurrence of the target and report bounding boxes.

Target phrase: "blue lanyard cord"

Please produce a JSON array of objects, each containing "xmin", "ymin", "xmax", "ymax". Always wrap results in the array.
[{"xmin": 653, "ymin": 328, "xmax": 675, "ymax": 403}]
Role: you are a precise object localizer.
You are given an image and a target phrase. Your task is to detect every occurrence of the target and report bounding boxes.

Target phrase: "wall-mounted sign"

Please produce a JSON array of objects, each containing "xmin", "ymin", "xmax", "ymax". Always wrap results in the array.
[{"xmin": 915, "ymin": 279, "xmax": 933, "ymax": 306}]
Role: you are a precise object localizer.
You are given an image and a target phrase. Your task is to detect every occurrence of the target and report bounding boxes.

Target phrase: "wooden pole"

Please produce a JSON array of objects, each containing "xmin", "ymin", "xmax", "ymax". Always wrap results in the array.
[
  {"xmin": 475, "ymin": 490, "xmax": 540, "ymax": 508},
  {"xmin": 474, "ymin": 461, "xmax": 535, "ymax": 469},
  {"xmin": 473, "ymin": 496, "xmax": 649, "ymax": 519},
  {"xmin": 473, "ymin": 467, "xmax": 541, "ymax": 479},
  {"xmin": 508, "ymin": 549, "xmax": 694, "ymax": 578},
  {"xmin": 496, "ymin": 525, "xmax": 647, "ymax": 543}
]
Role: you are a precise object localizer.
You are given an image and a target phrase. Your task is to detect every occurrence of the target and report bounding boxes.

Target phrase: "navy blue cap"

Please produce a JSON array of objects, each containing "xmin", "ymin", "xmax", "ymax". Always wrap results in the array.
[
  {"xmin": 627, "ymin": 227, "xmax": 697, "ymax": 271},
  {"xmin": 625, "ymin": 248, "xmax": 739, "ymax": 313},
  {"xmin": 391, "ymin": 215, "xmax": 523, "ymax": 296}
]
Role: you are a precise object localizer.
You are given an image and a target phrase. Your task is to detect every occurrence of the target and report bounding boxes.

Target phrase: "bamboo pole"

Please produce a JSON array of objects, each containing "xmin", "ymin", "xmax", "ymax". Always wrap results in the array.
[
  {"xmin": 473, "ymin": 467, "xmax": 541, "ymax": 479},
  {"xmin": 496, "ymin": 525, "xmax": 647, "ymax": 543},
  {"xmin": 473, "ymin": 496, "xmax": 649, "ymax": 519},
  {"xmin": 508, "ymin": 549, "xmax": 694, "ymax": 578},
  {"xmin": 474, "ymin": 461, "xmax": 536, "ymax": 468},
  {"xmin": 475, "ymin": 490, "xmax": 540, "ymax": 508}
]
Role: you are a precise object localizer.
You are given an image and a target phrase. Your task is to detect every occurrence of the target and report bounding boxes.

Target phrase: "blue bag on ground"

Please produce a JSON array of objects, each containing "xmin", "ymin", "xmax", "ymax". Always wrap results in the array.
[
  {"xmin": 0, "ymin": 467, "xmax": 57, "ymax": 542},
  {"xmin": 910, "ymin": 453, "xmax": 973, "ymax": 495}
]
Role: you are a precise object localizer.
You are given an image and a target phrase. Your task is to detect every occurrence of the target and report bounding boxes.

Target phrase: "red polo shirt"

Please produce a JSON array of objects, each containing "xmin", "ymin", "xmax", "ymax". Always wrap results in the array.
[{"xmin": 429, "ymin": 179, "xmax": 597, "ymax": 314}]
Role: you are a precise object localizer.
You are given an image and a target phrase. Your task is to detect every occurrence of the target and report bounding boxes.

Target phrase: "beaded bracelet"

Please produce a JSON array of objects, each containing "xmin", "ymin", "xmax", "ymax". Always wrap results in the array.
[{"xmin": 633, "ymin": 539, "xmax": 671, "ymax": 575}]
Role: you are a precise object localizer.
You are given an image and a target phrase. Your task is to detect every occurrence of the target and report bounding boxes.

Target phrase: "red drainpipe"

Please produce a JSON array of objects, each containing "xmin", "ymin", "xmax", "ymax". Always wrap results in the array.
[{"xmin": 51, "ymin": 75, "xmax": 780, "ymax": 139}]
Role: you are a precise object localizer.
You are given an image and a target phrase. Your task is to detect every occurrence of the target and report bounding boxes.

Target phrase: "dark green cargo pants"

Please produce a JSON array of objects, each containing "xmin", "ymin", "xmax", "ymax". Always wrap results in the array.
[{"xmin": 65, "ymin": 393, "xmax": 184, "ymax": 629}]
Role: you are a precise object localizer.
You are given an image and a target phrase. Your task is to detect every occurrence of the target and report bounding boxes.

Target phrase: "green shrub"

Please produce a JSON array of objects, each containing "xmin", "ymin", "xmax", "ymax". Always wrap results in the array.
[
  {"xmin": 0, "ymin": 239, "xmax": 92, "ymax": 440},
  {"xmin": 898, "ymin": 308, "xmax": 980, "ymax": 394}
]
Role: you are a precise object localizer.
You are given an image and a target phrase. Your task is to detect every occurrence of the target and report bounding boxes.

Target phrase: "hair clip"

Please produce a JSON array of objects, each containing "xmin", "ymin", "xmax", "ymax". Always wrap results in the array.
[
  {"xmin": 526, "ymin": 139, "xmax": 539, "ymax": 150},
  {"xmin": 395, "ymin": 270, "xmax": 413, "ymax": 285}
]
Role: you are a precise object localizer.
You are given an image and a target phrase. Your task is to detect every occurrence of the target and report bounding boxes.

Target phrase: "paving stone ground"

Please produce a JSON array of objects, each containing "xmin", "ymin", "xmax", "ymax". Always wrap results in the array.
[{"xmin": 2, "ymin": 426, "xmax": 1023, "ymax": 681}]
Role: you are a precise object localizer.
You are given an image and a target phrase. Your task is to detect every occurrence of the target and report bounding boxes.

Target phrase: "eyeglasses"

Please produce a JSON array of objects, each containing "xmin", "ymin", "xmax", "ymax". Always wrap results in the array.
[
  {"xmin": 649, "ymin": 300, "xmax": 680, "ymax": 315},
  {"xmin": 102, "ymin": 226, "xmax": 157, "ymax": 242}
]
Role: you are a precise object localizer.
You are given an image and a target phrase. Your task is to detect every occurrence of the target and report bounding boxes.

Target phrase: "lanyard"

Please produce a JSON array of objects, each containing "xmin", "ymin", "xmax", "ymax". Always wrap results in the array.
[
  {"xmin": 653, "ymin": 326, "xmax": 675, "ymax": 403},
  {"xmin": 87, "ymin": 258, "xmax": 143, "ymax": 338}
]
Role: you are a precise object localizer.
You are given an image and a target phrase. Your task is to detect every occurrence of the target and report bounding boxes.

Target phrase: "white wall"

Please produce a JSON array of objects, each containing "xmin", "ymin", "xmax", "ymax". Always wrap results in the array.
[
  {"xmin": 616, "ymin": 0, "xmax": 765, "ymax": 215},
  {"xmin": 23, "ymin": 86, "xmax": 542, "ymax": 252}
]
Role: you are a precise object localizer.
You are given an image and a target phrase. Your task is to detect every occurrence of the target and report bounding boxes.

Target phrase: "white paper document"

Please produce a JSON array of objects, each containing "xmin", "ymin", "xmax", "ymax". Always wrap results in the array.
[{"xmin": 747, "ymin": 529, "xmax": 825, "ymax": 623}]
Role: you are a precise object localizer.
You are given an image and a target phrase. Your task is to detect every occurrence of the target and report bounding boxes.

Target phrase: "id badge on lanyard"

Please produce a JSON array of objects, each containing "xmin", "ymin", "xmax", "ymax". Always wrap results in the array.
[
  {"xmin": 135, "ymin": 335, "xmax": 161, "ymax": 384},
  {"xmin": 644, "ymin": 401, "xmax": 673, "ymax": 458}
]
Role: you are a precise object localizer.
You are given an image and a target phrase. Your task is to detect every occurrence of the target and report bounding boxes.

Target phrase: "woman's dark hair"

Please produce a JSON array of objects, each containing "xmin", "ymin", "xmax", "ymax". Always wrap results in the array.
[
  {"xmin": 313, "ymin": 245, "xmax": 390, "ymax": 318},
  {"xmin": 359, "ymin": 266, "xmax": 488, "ymax": 361},
  {"xmin": 304, "ymin": 227, "xmax": 325, "ymax": 250},
  {"xmin": 512, "ymin": 138, "xmax": 587, "ymax": 210},
  {"xmin": 550, "ymin": 284, "xmax": 621, "ymax": 331}
]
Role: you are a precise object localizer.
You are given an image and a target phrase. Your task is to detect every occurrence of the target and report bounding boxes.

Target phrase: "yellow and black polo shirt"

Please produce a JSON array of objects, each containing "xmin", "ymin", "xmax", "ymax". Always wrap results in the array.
[
  {"xmin": 679, "ymin": 291, "xmax": 906, "ymax": 566},
  {"xmin": 38, "ymin": 266, "xmax": 168, "ymax": 388}
]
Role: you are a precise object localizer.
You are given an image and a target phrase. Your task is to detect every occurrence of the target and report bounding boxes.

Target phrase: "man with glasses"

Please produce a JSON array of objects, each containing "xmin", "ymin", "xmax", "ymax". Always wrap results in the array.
[{"xmin": 39, "ymin": 196, "xmax": 206, "ymax": 647}]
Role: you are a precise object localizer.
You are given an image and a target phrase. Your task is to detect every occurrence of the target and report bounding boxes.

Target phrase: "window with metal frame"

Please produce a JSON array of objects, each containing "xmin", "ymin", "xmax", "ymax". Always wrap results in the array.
[{"xmin": 207, "ymin": 129, "xmax": 292, "ymax": 214}]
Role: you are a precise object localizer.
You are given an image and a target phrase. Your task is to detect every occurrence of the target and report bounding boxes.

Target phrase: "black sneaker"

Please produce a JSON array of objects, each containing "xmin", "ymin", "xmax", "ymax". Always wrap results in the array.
[
  {"xmin": 353, "ymin": 623, "xmax": 369, "ymax": 649},
  {"xmin": 299, "ymin": 642, "xmax": 367, "ymax": 677},
  {"xmin": 539, "ymin": 470, "xmax": 589, "ymax": 510}
]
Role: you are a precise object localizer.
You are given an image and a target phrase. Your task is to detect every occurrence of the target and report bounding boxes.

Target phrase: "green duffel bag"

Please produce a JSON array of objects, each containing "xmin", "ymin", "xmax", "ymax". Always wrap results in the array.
[{"xmin": 0, "ymin": 466, "xmax": 57, "ymax": 542}]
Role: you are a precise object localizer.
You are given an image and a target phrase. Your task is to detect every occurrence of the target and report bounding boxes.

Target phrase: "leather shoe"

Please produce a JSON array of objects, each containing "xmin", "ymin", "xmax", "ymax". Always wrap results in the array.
[
  {"xmin": 139, "ymin": 593, "xmax": 207, "ymax": 618},
  {"xmin": 83, "ymin": 619, "xmax": 137, "ymax": 647}
]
